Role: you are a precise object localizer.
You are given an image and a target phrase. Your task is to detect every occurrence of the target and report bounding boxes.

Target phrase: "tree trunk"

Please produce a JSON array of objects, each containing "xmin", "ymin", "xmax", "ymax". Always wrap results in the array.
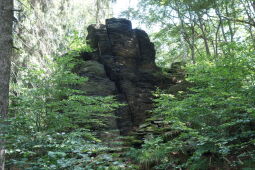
[
  {"xmin": 225, "ymin": 5, "xmax": 234, "ymax": 42},
  {"xmin": 0, "ymin": 0, "xmax": 13, "ymax": 169},
  {"xmin": 96, "ymin": 0, "xmax": 100, "ymax": 24},
  {"xmin": 215, "ymin": 21, "xmax": 222, "ymax": 58},
  {"xmin": 198, "ymin": 15, "xmax": 211, "ymax": 56}
]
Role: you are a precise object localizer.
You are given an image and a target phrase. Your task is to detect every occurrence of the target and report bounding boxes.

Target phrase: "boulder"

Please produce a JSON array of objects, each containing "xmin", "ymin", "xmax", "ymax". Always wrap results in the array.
[{"xmin": 83, "ymin": 18, "xmax": 172, "ymax": 134}]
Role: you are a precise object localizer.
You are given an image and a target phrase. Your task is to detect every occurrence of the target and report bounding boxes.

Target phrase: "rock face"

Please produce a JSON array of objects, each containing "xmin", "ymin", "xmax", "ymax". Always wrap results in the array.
[{"xmin": 80, "ymin": 18, "xmax": 169, "ymax": 134}]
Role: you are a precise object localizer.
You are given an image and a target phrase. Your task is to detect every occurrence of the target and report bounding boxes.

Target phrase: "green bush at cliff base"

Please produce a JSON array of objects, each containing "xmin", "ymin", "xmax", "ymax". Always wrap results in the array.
[
  {"xmin": 4, "ymin": 45, "xmax": 131, "ymax": 169},
  {"xmin": 128, "ymin": 43, "xmax": 255, "ymax": 169}
]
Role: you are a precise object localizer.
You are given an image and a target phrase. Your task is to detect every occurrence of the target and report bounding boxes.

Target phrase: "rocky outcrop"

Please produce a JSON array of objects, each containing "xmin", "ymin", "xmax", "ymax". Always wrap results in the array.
[{"xmin": 79, "ymin": 18, "xmax": 171, "ymax": 135}]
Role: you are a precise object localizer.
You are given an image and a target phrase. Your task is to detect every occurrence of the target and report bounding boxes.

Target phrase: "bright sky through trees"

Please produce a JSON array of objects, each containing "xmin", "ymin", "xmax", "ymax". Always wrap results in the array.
[
  {"xmin": 113, "ymin": 0, "xmax": 136, "ymax": 16},
  {"xmin": 113, "ymin": 0, "xmax": 140, "ymax": 27}
]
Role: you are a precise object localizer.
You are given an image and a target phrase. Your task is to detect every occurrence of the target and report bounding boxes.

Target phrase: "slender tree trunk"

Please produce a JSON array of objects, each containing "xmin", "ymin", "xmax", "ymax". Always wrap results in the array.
[
  {"xmin": 0, "ymin": 0, "xmax": 13, "ymax": 169},
  {"xmin": 175, "ymin": 4, "xmax": 197, "ymax": 63},
  {"xmin": 215, "ymin": 8, "xmax": 228, "ymax": 43},
  {"xmin": 225, "ymin": 5, "xmax": 234, "ymax": 42},
  {"xmin": 215, "ymin": 21, "xmax": 222, "ymax": 58},
  {"xmin": 191, "ymin": 25, "xmax": 195, "ymax": 64},
  {"xmin": 198, "ymin": 15, "xmax": 211, "ymax": 56},
  {"xmin": 242, "ymin": 0, "xmax": 255, "ymax": 47},
  {"xmin": 96, "ymin": 0, "xmax": 100, "ymax": 24},
  {"xmin": 188, "ymin": 10, "xmax": 196, "ymax": 64},
  {"xmin": 252, "ymin": 0, "xmax": 255, "ymax": 12}
]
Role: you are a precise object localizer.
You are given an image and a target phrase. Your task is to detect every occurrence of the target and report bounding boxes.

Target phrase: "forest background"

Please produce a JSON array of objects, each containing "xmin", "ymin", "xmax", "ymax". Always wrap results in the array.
[{"xmin": 0, "ymin": 0, "xmax": 255, "ymax": 169}]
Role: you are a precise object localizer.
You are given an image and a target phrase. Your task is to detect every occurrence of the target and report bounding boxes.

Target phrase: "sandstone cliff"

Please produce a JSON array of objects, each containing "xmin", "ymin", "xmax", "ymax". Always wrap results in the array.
[{"xmin": 76, "ymin": 18, "xmax": 171, "ymax": 135}]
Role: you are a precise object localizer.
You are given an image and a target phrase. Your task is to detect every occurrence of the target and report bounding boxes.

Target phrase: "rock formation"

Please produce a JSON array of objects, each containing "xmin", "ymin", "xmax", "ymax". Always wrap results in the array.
[{"xmin": 77, "ymin": 18, "xmax": 170, "ymax": 135}]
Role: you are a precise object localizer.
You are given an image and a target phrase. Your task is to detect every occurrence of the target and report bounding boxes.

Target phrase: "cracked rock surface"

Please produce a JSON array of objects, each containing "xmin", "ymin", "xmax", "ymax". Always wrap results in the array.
[{"xmin": 78, "ymin": 18, "xmax": 171, "ymax": 135}]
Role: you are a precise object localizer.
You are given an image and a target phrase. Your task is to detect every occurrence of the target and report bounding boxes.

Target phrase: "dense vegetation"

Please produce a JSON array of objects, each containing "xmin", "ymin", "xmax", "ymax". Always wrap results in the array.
[
  {"xmin": 6, "ymin": 46, "xmax": 129, "ymax": 169},
  {"xmin": 123, "ymin": 0, "xmax": 255, "ymax": 169},
  {"xmin": 1, "ymin": 0, "xmax": 255, "ymax": 169},
  {"xmin": 127, "ymin": 46, "xmax": 255, "ymax": 169}
]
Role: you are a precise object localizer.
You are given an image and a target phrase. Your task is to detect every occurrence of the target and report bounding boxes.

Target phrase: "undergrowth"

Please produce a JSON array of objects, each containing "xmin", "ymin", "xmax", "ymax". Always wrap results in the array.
[
  {"xmin": 4, "ymin": 46, "xmax": 133, "ymax": 169},
  {"xmin": 127, "ymin": 43, "xmax": 255, "ymax": 169}
]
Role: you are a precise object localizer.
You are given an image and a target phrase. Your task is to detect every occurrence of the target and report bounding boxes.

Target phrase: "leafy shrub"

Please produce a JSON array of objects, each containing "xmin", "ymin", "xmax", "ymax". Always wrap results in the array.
[
  {"xmin": 128, "ymin": 43, "xmax": 255, "ymax": 169},
  {"xmin": 5, "ymin": 46, "xmax": 127, "ymax": 169}
]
